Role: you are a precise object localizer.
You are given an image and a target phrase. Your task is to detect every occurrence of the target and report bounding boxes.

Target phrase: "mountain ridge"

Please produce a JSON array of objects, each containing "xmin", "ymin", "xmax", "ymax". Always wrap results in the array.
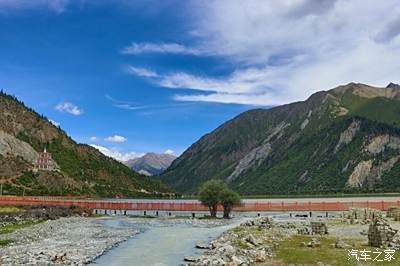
[
  {"xmin": 161, "ymin": 82, "xmax": 400, "ymax": 195},
  {"xmin": 0, "ymin": 90, "xmax": 169, "ymax": 197},
  {"xmin": 125, "ymin": 152, "xmax": 177, "ymax": 176}
]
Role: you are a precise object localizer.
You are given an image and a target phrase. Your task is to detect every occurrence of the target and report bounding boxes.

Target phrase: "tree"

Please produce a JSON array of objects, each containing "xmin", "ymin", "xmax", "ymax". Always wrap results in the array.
[
  {"xmin": 220, "ymin": 188, "xmax": 242, "ymax": 219},
  {"xmin": 198, "ymin": 180, "xmax": 227, "ymax": 217}
]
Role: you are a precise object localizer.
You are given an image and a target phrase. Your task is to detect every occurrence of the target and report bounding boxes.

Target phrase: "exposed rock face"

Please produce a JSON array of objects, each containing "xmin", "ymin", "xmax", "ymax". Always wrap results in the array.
[
  {"xmin": 346, "ymin": 160, "xmax": 373, "ymax": 188},
  {"xmin": 369, "ymin": 156, "xmax": 400, "ymax": 183},
  {"xmin": 125, "ymin": 153, "xmax": 177, "ymax": 176},
  {"xmin": 227, "ymin": 122, "xmax": 289, "ymax": 182},
  {"xmin": 346, "ymin": 156, "xmax": 400, "ymax": 188},
  {"xmin": 0, "ymin": 130, "xmax": 37, "ymax": 163},
  {"xmin": 365, "ymin": 134, "xmax": 400, "ymax": 154},
  {"xmin": 334, "ymin": 120, "xmax": 361, "ymax": 153}
]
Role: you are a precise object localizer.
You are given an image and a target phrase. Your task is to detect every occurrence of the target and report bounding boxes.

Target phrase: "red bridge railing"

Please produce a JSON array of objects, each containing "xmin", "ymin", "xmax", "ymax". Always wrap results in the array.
[{"xmin": 0, "ymin": 196, "xmax": 399, "ymax": 211}]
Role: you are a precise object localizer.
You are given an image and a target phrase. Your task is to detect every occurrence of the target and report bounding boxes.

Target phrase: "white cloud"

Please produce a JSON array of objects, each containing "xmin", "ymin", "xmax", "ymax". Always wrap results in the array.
[
  {"xmin": 164, "ymin": 149, "xmax": 175, "ymax": 155},
  {"xmin": 55, "ymin": 102, "xmax": 83, "ymax": 116},
  {"xmin": 48, "ymin": 119, "xmax": 60, "ymax": 127},
  {"xmin": 126, "ymin": 66, "xmax": 159, "ymax": 78},
  {"xmin": 0, "ymin": 0, "xmax": 70, "ymax": 13},
  {"xmin": 128, "ymin": 0, "xmax": 400, "ymax": 106},
  {"xmin": 104, "ymin": 135, "xmax": 127, "ymax": 143},
  {"xmin": 89, "ymin": 136, "xmax": 98, "ymax": 141},
  {"xmin": 90, "ymin": 144, "xmax": 143, "ymax": 162},
  {"xmin": 121, "ymin": 42, "xmax": 201, "ymax": 55}
]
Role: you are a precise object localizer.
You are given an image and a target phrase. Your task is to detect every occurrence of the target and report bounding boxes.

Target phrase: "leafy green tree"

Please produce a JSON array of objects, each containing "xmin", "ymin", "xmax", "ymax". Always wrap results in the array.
[
  {"xmin": 198, "ymin": 180, "xmax": 227, "ymax": 217},
  {"xmin": 220, "ymin": 188, "xmax": 242, "ymax": 219}
]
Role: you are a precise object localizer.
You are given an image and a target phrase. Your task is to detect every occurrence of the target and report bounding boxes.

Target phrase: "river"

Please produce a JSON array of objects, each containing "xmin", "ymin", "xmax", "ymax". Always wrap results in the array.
[{"xmin": 92, "ymin": 218, "xmax": 242, "ymax": 266}]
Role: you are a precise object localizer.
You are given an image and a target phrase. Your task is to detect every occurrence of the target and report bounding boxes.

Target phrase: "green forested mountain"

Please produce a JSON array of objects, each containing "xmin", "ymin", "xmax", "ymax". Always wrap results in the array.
[
  {"xmin": 0, "ymin": 91, "xmax": 169, "ymax": 197},
  {"xmin": 161, "ymin": 83, "xmax": 400, "ymax": 195}
]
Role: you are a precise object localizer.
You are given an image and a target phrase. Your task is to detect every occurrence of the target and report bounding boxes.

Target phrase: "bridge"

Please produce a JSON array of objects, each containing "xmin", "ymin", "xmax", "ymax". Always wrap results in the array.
[{"xmin": 0, "ymin": 195, "xmax": 399, "ymax": 212}]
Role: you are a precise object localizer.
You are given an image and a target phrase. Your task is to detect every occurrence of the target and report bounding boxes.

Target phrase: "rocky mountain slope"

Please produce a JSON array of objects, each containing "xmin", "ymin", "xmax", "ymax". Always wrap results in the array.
[
  {"xmin": 0, "ymin": 91, "xmax": 168, "ymax": 197},
  {"xmin": 125, "ymin": 153, "xmax": 176, "ymax": 176},
  {"xmin": 161, "ymin": 83, "xmax": 400, "ymax": 195}
]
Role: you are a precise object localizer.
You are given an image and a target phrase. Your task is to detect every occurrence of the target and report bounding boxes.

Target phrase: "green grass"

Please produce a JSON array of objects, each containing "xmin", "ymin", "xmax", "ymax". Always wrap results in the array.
[
  {"xmin": 0, "ymin": 220, "xmax": 43, "ymax": 235},
  {"xmin": 0, "ymin": 206, "xmax": 23, "ymax": 213},
  {"xmin": 0, "ymin": 239, "xmax": 13, "ymax": 246},
  {"xmin": 275, "ymin": 235, "xmax": 399, "ymax": 266}
]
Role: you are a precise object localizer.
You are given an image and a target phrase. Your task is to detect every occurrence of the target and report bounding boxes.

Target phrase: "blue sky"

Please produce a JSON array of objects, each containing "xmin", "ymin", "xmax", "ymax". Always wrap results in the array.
[{"xmin": 1, "ymin": 0, "xmax": 400, "ymax": 160}]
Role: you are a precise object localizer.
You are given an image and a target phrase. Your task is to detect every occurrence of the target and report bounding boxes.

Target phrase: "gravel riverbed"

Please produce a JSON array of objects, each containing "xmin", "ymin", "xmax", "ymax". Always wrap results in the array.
[{"xmin": 0, "ymin": 217, "xmax": 136, "ymax": 265}]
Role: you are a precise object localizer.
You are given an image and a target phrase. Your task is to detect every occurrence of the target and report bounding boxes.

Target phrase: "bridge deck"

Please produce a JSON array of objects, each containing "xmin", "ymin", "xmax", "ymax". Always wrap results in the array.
[{"xmin": 0, "ymin": 196, "xmax": 399, "ymax": 211}]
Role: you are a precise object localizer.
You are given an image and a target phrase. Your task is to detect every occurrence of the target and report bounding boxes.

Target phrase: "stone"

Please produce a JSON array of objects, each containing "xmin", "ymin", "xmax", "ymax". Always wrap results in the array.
[
  {"xmin": 334, "ymin": 240, "xmax": 351, "ymax": 249},
  {"xmin": 255, "ymin": 250, "xmax": 266, "ymax": 262},
  {"xmin": 245, "ymin": 234, "xmax": 259, "ymax": 246},
  {"xmin": 196, "ymin": 242, "xmax": 210, "ymax": 249},
  {"xmin": 231, "ymin": 255, "xmax": 244, "ymax": 265},
  {"xmin": 307, "ymin": 238, "xmax": 321, "ymax": 248},
  {"xmin": 219, "ymin": 244, "xmax": 236, "ymax": 257},
  {"xmin": 184, "ymin": 256, "xmax": 199, "ymax": 262}
]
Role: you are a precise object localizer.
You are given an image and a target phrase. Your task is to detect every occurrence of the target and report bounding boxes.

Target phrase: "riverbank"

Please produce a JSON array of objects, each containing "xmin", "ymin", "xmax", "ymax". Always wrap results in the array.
[
  {"xmin": 187, "ymin": 209, "xmax": 400, "ymax": 265},
  {"xmin": 0, "ymin": 217, "xmax": 136, "ymax": 265},
  {"xmin": 0, "ymin": 211, "xmax": 235, "ymax": 265}
]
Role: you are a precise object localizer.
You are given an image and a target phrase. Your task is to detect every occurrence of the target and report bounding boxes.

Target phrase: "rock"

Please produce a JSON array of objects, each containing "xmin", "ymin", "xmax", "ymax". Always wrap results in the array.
[
  {"xmin": 255, "ymin": 250, "xmax": 266, "ymax": 262},
  {"xmin": 245, "ymin": 234, "xmax": 259, "ymax": 246},
  {"xmin": 196, "ymin": 242, "xmax": 210, "ymax": 249},
  {"xmin": 231, "ymin": 255, "xmax": 244, "ymax": 265},
  {"xmin": 307, "ymin": 238, "xmax": 321, "ymax": 248},
  {"xmin": 184, "ymin": 256, "xmax": 199, "ymax": 262},
  {"xmin": 219, "ymin": 244, "xmax": 236, "ymax": 257},
  {"xmin": 334, "ymin": 240, "xmax": 352, "ymax": 249},
  {"xmin": 334, "ymin": 120, "xmax": 361, "ymax": 153},
  {"xmin": 0, "ymin": 131, "xmax": 38, "ymax": 163}
]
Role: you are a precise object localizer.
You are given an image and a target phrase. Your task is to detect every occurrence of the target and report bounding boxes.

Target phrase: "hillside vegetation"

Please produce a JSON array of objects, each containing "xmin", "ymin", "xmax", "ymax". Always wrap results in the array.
[
  {"xmin": 161, "ymin": 83, "xmax": 400, "ymax": 195},
  {"xmin": 0, "ymin": 91, "xmax": 169, "ymax": 197}
]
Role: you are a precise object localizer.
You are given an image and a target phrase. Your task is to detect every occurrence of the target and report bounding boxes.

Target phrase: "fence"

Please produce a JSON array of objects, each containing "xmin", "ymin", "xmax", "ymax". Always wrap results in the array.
[{"xmin": 0, "ymin": 196, "xmax": 399, "ymax": 211}]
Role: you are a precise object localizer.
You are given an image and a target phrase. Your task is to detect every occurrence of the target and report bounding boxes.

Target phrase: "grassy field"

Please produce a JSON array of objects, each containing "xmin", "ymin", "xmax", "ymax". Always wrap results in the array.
[
  {"xmin": 0, "ymin": 220, "xmax": 42, "ymax": 235},
  {"xmin": 0, "ymin": 206, "xmax": 23, "ymax": 213},
  {"xmin": 275, "ymin": 235, "xmax": 398, "ymax": 266},
  {"xmin": 0, "ymin": 239, "xmax": 13, "ymax": 246}
]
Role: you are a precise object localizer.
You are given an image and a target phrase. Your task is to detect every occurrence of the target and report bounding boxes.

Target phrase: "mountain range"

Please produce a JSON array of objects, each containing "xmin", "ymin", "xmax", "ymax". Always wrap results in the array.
[
  {"xmin": 125, "ymin": 153, "xmax": 176, "ymax": 176},
  {"xmin": 161, "ymin": 83, "xmax": 400, "ymax": 195},
  {"xmin": 0, "ymin": 91, "xmax": 168, "ymax": 197}
]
